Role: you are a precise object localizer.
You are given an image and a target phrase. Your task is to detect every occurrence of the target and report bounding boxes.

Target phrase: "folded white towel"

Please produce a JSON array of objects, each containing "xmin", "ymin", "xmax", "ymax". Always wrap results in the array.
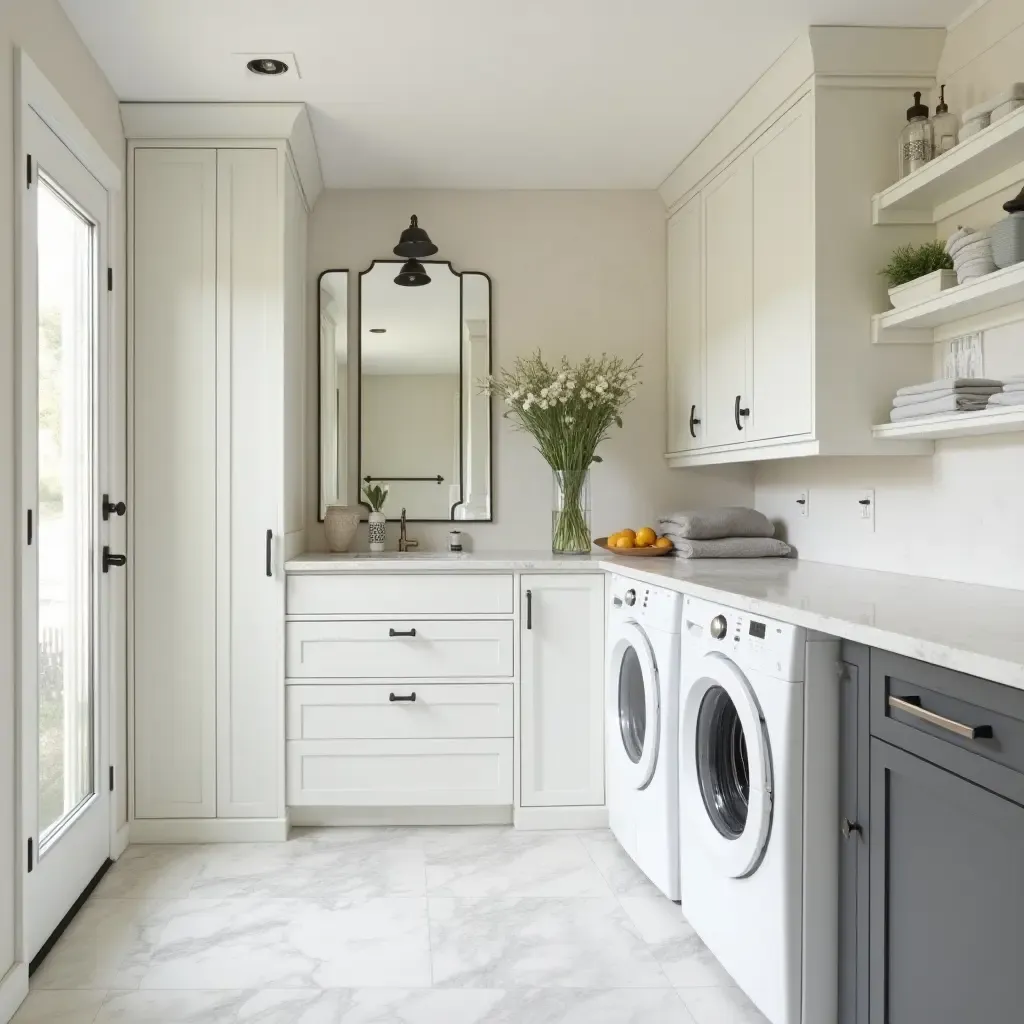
[
  {"xmin": 892, "ymin": 386, "xmax": 1001, "ymax": 407},
  {"xmin": 946, "ymin": 227, "xmax": 990, "ymax": 261},
  {"xmin": 988, "ymin": 391, "xmax": 1024, "ymax": 406},
  {"xmin": 895, "ymin": 378, "xmax": 1003, "ymax": 398},
  {"xmin": 890, "ymin": 395, "xmax": 990, "ymax": 421},
  {"xmin": 1001, "ymin": 381, "xmax": 1024, "ymax": 392},
  {"xmin": 957, "ymin": 258, "xmax": 997, "ymax": 283}
]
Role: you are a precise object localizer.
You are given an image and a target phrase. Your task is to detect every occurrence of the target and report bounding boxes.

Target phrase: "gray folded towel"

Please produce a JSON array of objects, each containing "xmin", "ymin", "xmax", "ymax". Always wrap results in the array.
[
  {"xmin": 658, "ymin": 507, "xmax": 775, "ymax": 540},
  {"xmin": 892, "ymin": 385, "xmax": 1001, "ymax": 407},
  {"xmin": 895, "ymin": 378, "xmax": 1003, "ymax": 397},
  {"xmin": 988, "ymin": 391, "xmax": 1024, "ymax": 406},
  {"xmin": 890, "ymin": 395, "xmax": 990, "ymax": 421},
  {"xmin": 671, "ymin": 537, "xmax": 792, "ymax": 559}
]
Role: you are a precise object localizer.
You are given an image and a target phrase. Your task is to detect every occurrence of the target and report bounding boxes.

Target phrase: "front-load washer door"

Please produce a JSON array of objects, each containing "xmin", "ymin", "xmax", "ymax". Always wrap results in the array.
[
  {"xmin": 680, "ymin": 652, "xmax": 772, "ymax": 878},
  {"xmin": 607, "ymin": 622, "xmax": 660, "ymax": 790}
]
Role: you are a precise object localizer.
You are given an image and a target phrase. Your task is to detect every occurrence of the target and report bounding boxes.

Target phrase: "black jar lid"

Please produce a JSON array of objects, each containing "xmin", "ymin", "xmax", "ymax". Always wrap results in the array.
[
  {"xmin": 907, "ymin": 91, "xmax": 929, "ymax": 120},
  {"xmin": 1004, "ymin": 187, "xmax": 1024, "ymax": 214}
]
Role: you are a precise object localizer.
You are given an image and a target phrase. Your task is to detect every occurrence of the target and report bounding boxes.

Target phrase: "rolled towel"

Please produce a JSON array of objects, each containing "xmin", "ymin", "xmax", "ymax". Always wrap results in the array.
[
  {"xmin": 895, "ymin": 378, "xmax": 1003, "ymax": 398},
  {"xmin": 658, "ymin": 507, "xmax": 775, "ymax": 540},
  {"xmin": 957, "ymin": 257, "xmax": 998, "ymax": 283},
  {"xmin": 892, "ymin": 386, "xmax": 1001, "ymax": 407},
  {"xmin": 890, "ymin": 395, "xmax": 990, "ymax": 421},
  {"xmin": 988, "ymin": 391, "xmax": 1024, "ymax": 406},
  {"xmin": 671, "ymin": 537, "xmax": 792, "ymax": 559},
  {"xmin": 946, "ymin": 227, "xmax": 989, "ymax": 261}
]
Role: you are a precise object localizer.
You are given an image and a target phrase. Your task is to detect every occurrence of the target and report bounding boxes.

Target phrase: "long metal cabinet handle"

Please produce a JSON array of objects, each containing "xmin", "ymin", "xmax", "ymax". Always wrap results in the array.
[
  {"xmin": 689, "ymin": 404, "xmax": 700, "ymax": 438},
  {"xmin": 526, "ymin": 589, "xmax": 532, "ymax": 630},
  {"xmin": 734, "ymin": 395, "xmax": 750, "ymax": 430},
  {"xmin": 266, "ymin": 529, "xmax": 273, "ymax": 578},
  {"xmin": 888, "ymin": 694, "xmax": 993, "ymax": 741}
]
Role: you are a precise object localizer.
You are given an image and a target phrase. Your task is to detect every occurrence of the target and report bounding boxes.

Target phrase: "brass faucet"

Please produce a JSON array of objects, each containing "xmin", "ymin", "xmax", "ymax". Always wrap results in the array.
[{"xmin": 398, "ymin": 507, "xmax": 419, "ymax": 552}]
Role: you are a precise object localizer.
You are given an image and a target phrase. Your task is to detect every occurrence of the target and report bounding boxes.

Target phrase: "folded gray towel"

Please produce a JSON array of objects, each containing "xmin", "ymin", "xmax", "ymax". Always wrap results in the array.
[
  {"xmin": 890, "ymin": 395, "xmax": 990, "ymax": 421},
  {"xmin": 658, "ymin": 507, "xmax": 775, "ymax": 540},
  {"xmin": 988, "ymin": 391, "xmax": 1024, "ymax": 406},
  {"xmin": 892, "ymin": 385, "xmax": 1001, "ymax": 407},
  {"xmin": 671, "ymin": 537, "xmax": 792, "ymax": 559},
  {"xmin": 895, "ymin": 378, "xmax": 1003, "ymax": 398}
]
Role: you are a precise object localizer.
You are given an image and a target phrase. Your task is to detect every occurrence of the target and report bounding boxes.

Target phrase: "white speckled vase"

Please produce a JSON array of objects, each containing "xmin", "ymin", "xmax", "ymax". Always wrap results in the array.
[
  {"xmin": 368, "ymin": 510, "xmax": 387, "ymax": 553},
  {"xmin": 324, "ymin": 505, "xmax": 360, "ymax": 552}
]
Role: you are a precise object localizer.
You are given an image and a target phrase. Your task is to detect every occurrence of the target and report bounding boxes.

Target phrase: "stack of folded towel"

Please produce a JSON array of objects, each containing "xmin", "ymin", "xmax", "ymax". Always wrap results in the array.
[
  {"xmin": 657, "ymin": 508, "xmax": 791, "ymax": 559},
  {"xmin": 989, "ymin": 375, "xmax": 1024, "ymax": 407},
  {"xmin": 946, "ymin": 227, "xmax": 997, "ymax": 283},
  {"xmin": 889, "ymin": 378, "xmax": 1003, "ymax": 422}
]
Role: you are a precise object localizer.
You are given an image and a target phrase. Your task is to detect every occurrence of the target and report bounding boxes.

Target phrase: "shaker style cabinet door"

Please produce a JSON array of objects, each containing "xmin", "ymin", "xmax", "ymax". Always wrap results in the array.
[
  {"xmin": 666, "ymin": 194, "xmax": 704, "ymax": 453},
  {"xmin": 132, "ymin": 148, "xmax": 219, "ymax": 819},
  {"xmin": 869, "ymin": 739, "xmax": 1024, "ymax": 1024},
  {"xmin": 702, "ymin": 156, "xmax": 753, "ymax": 448},
  {"xmin": 520, "ymin": 575, "xmax": 605, "ymax": 807}
]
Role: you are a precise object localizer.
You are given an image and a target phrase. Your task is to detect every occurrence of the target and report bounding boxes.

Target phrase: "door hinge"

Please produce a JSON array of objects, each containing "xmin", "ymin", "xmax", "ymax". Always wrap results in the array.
[
  {"xmin": 107, "ymin": 267, "xmax": 113, "ymax": 292},
  {"xmin": 27, "ymin": 509, "xmax": 33, "ymax": 546},
  {"xmin": 109, "ymin": 766, "xmax": 115, "ymax": 792},
  {"xmin": 26, "ymin": 154, "xmax": 32, "ymax": 189},
  {"xmin": 27, "ymin": 838, "xmax": 33, "ymax": 873}
]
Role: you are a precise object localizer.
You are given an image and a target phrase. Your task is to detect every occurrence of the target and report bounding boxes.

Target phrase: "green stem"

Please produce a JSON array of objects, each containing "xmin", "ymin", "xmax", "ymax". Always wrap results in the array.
[{"xmin": 553, "ymin": 471, "xmax": 591, "ymax": 554}]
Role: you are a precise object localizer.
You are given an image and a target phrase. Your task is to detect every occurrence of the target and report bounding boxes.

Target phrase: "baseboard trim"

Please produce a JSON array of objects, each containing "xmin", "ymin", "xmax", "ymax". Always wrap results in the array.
[
  {"xmin": 514, "ymin": 805, "xmax": 609, "ymax": 830},
  {"xmin": 129, "ymin": 817, "xmax": 289, "ymax": 843},
  {"xmin": 111, "ymin": 822, "xmax": 130, "ymax": 860},
  {"xmin": 289, "ymin": 805, "xmax": 513, "ymax": 827},
  {"xmin": 0, "ymin": 962, "xmax": 28, "ymax": 1024}
]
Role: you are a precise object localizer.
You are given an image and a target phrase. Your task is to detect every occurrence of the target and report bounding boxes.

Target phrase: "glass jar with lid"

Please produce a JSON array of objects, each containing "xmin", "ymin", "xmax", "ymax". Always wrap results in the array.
[
  {"xmin": 930, "ymin": 85, "xmax": 959, "ymax": 156},
  {"xmin": 898, "ymin": 91, "xmax": 934, "ymax": 178}
]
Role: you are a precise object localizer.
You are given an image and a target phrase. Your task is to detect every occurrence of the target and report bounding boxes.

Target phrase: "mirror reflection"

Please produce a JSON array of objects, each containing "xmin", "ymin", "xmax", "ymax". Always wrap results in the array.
[
  {"xmin": 318, "ymin": 271, "xmax": 350, "ymax": 519},
  {"xmin": 358, "ymin": 260, "xmax": 492, "ymax": 521}
]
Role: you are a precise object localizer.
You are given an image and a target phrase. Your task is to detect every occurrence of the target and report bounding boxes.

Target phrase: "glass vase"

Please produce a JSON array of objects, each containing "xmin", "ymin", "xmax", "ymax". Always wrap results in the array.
[{"xmin": 552, "ymin": 469, "xmax": 592, "ymax": 554}]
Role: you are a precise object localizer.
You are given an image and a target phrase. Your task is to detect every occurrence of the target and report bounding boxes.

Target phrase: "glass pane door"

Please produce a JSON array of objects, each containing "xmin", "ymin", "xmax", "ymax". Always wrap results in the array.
[{"xmin": 37, "ymin": 176, "xmax": 96, "ymax": 846}]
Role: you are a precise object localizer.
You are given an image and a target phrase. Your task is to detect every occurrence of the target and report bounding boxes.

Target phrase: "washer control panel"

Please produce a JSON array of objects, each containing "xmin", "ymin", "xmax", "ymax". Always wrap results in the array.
[{"xmin": 609, "ymin": 575, "xmax": 682, "ymax": 634}]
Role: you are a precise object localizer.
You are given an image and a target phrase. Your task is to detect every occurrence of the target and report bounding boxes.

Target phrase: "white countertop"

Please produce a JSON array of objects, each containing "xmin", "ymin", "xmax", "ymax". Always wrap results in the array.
[
  {"xmin": 599, "ymin": 556, "xmax": 1024, "ymax": 691},
  {"xmin": 285, "ymin": 551, "xmax": 606, "ymax": 572}
]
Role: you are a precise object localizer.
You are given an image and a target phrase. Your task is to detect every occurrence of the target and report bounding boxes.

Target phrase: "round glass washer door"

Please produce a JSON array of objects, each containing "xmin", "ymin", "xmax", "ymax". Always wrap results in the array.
[
  {"xmin": 680, "ymin": 651, "xmax": 772, "ymax": 878},
  {"xmin": 607, "ymin": 622, "xmax": 660, "ymax": 790}
]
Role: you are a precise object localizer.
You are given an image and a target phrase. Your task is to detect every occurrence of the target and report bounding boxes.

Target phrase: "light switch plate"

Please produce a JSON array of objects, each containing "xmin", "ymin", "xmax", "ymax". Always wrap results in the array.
[
  {"xmin": 858, "ymin": 489, "xmax": 875, "ymax": 531},
  {"xmin": 796, "ymin": 490, "xmax": 809, "ymax": 518}
]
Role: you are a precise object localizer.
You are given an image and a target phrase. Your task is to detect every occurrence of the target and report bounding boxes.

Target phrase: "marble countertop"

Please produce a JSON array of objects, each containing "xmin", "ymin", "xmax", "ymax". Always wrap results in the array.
[
  {"xmin": 599, "ymin": 556, "xmax": 1024, "ymax": 691},
  {"xmin": 285, "ymin": 551, "xmax": 606, "ymax": 572}
]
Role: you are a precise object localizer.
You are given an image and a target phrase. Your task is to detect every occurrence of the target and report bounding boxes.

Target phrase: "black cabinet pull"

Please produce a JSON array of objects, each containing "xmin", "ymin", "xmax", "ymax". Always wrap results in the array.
[
  {"xmin": 734, "ymin": 395, "xmax": 750, "ymax": 431},
  {"xmin": 526, "ymin": 589, "xmax": 533, "ymax": 630},
  {"xmin": 102, "ymin": 547, "xmax": 127, "ymax": 573},
  {"xmin": 389, "ymin": 692, "xmax": 417, "ymax": 703},
  {"xmin": 102, "ymin": 494, "xmax": 127, "ymax": 521},
  {"xmin": 689, "ymin": 404, "xmax": 701, "ymax": 438},
  {"xmin": 388, "ymin": 628, "xmax": 417, "ymax": 637},
  {"xmin": 265, "ymin": 529, "xmax": 273, "ymax": 577}
]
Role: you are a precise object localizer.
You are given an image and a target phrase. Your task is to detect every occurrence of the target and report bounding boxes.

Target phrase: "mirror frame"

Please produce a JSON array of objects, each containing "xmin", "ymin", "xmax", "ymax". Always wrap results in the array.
[
  {"xmin": 356, "ymin": 259, "xmax": 494, "ymax": 523},
  {"xmin": 317, "ymin": 268, "xmax": 351, "ymax": 523}
]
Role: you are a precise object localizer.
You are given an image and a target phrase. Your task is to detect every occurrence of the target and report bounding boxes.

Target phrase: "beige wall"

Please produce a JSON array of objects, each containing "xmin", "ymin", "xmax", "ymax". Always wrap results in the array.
[
  {"xmin": 755, "ymin": 0, "xmax": 1024, "ymax": 589},
  {"xmin": 0, "ymin": 0, "xmax": 122, "ymax": 986},
  {"xmin": 307, "ymin": 189, "xmax": 752, "ymax": 551}
]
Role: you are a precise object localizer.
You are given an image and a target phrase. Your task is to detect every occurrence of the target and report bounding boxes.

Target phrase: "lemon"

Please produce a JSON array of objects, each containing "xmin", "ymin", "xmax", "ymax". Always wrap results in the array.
[
  {"xmin": 615, "ymin": 535, "xmax": 635, "ymax": 549},
  {"xmin": 654, "ymin": 536, "xmax": 674, "ymax": 550},
  {"xmin": 619, "ymin": 528, "xmax": 636, "ymax": 542},
  {"xmin": 607, "ymin": 530, "xmax": 623, "ymax": 545},
  {"xmin": 635, "ymin": 526, "xmax": 657, "ymax": 548}
]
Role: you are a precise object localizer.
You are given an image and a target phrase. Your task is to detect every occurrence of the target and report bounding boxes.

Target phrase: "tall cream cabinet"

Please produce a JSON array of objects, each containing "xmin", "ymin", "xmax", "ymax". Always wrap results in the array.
[
  {"xmin": 663, "ymin": 28, "xmax": 942, "ymax": 467},
  {"xmin": 126, "ymin": 105, "xmax": 321, "ymax": 841}
]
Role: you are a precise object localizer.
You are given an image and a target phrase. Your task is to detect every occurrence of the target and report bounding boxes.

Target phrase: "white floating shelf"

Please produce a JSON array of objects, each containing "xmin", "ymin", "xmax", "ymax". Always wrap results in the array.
[
  {"xmin": 873, "ymin": 406, "xmax": 1024, "ymax": 441},
  {"xmin": 872, "ymin": 106, "xmax": 1024, "ymax": 225},
  {"xmin": 872, "ymin": 262, "xmax": 1024, "ymax": 344}
]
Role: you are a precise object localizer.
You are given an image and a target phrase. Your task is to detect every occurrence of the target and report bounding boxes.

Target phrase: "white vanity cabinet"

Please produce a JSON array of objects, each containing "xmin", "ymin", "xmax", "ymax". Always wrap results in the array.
[{"xmin": 127, "ymin": 105, "xmax": 320, "ymax": 840}]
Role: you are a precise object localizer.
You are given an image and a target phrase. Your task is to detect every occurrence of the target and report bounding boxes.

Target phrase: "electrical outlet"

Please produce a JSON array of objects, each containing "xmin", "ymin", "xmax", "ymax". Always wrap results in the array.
[
  {"xmin": 796, "ymin": 490, "xmax": 809, "ymax": 518},
  {"xmin": 858, "ymin": 489, "xmax": 875, "ymax": 531}
]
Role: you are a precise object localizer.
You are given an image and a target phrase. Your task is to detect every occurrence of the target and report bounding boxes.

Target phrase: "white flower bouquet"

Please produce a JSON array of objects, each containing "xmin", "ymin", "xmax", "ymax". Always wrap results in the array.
[{"xmin": 483, "ymin": 352, "xmax": 641, "ymax": 552}]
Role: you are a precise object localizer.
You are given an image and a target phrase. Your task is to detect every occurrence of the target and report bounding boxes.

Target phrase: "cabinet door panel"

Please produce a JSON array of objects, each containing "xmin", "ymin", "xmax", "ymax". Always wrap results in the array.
[
  {"xmin": 703, "ymin": 159, "xmax": 752, "ymax": 447},
  {"xmin": 520, "ymin": 575, "xmax": 605, "ymax": 807},
  {"xmin": 133, "ymin": 149, "xmax": 218, "ymax": 819},
  {"xmin": 751, "ymin": 101, "xmax": 813, "ymax": 441},
  {"xmin": 666, "ymin": 195, "xmax": 704, "ymax": 452},
  {"xmin": 870, "ymin": 739, "xmax": 1024, "ymax": 1024}
]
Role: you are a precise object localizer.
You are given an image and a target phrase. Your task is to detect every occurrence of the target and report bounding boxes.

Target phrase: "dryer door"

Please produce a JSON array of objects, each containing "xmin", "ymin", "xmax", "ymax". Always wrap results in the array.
[
  {"xmin": 607, "ymin": 622, "xmax": 661, "ymax": 790},
  {"xmin": 680, "ymin": 651, "xmax": 772, "ymax": 878}
]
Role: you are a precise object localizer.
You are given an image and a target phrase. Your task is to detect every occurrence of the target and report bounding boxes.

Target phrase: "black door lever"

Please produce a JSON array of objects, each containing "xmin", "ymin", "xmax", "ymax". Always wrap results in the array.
[{"xmin": 102, "ymin": 546, "xmax": 127, "ymax": 573}]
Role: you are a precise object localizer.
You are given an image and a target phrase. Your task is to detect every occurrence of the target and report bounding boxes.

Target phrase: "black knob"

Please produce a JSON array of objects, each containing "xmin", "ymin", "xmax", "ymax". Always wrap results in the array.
[
  {"xmin": 841, "ymin": 818, "xmax": 862, "ymax": 840},
  {"xmin": 710, "ymin": 614, "xmax": 728, "ymax": 640},
  {"xmin": 624, "ymin": 589, "xmax": 637, "ymax": 607},
  {"xmin": 102, "ymin": 494, "xmax": 126, "ymax": 521},
  {"xmin": 102, "ymin": 546, "xmax": 127, "ymax": 573}
]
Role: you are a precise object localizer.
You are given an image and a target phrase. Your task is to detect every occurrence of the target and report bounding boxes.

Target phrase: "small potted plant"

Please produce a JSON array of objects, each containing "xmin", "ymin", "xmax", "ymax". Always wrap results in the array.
[
  {"xmin": 362, "ymin": 482, "xmax": 389, "ymax": 553},
  {"xmin": 880, "ymin": 241, "xmax": 957, "ymax": 309}
]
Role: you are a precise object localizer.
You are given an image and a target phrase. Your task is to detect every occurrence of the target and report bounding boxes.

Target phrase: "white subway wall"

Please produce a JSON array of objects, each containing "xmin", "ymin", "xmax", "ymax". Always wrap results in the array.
[
  {"xmin": 306, "ymin": 190, "xmax": 753, "ymax": 551},
  {"xmin": 755, "ymin": 0, "xmax": 1024, "ymax": 590}
]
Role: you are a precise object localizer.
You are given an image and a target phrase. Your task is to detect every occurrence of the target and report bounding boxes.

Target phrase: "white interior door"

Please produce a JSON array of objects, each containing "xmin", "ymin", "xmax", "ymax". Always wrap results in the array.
[{"xmin": 20, "ymin": 108, "xmax": 112, "ymax": 959}]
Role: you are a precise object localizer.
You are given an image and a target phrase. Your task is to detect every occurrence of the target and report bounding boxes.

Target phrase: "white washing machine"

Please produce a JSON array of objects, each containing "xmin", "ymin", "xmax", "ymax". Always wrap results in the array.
[
  {"xmin": 678, "ymin": 596, "xmax": 839, "ymax": 1024},
  {"xmin": 606, "ymin": 574, "xmax": 682, "ymax": 900}
]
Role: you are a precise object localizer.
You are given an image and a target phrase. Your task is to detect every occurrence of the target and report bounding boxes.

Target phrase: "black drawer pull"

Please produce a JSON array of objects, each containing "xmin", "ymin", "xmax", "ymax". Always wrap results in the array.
[
  {"xmin": 888, "ymin": 694, "xmax": 993, "ymax": 741},
  {"xmin": 265, "ymin": 529, "xmax": 273, "ymax": 577},
  {"xmin": 689, "ymin": 404, "xmax": 700, "ymax": 438},
  {"xmin": 734, "ymin": 395, "xmax": 750, "ymax": 431},
  {"xmin": 388, "ymin": 628, "xmax": 417, "ymax": 638},
  {"xmin": 526, "ymin": 589, "xmax": 532, "ymax": 630},
  {"xmin": 389, "ymin": 692, "xmax": 416, "ymax": 703}
]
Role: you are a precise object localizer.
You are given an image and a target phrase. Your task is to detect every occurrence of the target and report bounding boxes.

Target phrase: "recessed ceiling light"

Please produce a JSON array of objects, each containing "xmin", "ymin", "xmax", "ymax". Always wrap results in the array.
[
  {"xmin": 247, "ymin": 57, "xmax": 289, "ymax": 76},
  {"xmin": 369, "ymin": 328, "xmax": 387, "ymax": 334}
]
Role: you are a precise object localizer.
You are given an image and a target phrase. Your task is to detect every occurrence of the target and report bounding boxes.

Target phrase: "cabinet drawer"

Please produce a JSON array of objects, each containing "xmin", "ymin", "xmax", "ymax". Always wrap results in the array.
[
  {"xmin": 287, "ymin": 573, "xmax": 514, "ymax": 616},
  {"xmin": 286, "ymin": 738, "xmax": 513, "ymax": 806},
  {"xmin": 286, "ymin": 684, "xmax": 513, "ymax": 740},
  {"xmin": 871, "ymin": 649, "xmax": 1024, "ymax": 802},
  {"xmin": 286, "ymin": 620, "xmax": 514, "ymax": 679}
]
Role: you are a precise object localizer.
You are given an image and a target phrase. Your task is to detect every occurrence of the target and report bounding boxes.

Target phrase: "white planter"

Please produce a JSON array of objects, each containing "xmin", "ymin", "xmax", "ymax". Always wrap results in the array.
[
  {"xmin": 888, "ymin": 269, "xmax": 959, "ymax": 309},
  {"xmin": 368, "ymin": 510, "xmax": 387, "ymax": 553},
  {"xmin": 324, "ymin": 505, "xmax": 360, "ymax": 552}
]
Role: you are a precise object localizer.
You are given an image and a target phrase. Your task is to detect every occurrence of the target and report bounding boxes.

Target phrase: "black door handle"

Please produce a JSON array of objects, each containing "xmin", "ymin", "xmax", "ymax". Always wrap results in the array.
[
  {"xmin": 689, "ymin": 404, "xmax": 701, "ymax": 438},
  {"xmin": 526, "ymin": 589, "xmax": 533, "ymax": 630},
  {"xmin": 102, "ymin": 494, "xmax": 126, "ymax": 521},
  {"xmin": 389, "ymin": 692, "xmax": 417, "ymax": 703},
  {"xmin": 102, "ymin": 546, "xmax": 127, "ymax": 573},
  {"xmin": 266, "ymin": 529, "xmax": 273, "ymax": 577},
  {"xmin": 389, "ymin": 628, "xmax": 417, "ymax": 637},
  {"xmin": 734, "ymin": 395, "xmax": 750, "ymax": 431}
]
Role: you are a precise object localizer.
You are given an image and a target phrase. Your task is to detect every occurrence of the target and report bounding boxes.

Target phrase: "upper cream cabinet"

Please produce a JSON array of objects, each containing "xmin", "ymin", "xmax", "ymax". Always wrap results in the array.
[{"xmin": 663, "ymin": 27, "xmax": 946, "ymax": 467}]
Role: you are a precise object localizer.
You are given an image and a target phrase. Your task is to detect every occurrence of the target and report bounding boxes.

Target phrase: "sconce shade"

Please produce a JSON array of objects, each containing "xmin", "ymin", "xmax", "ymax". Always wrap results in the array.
[
  {"xmin": 394, "ymin": 258, "xmax": 431, "ymax": 287},
  {"xmin": 393, "ymin": 215, "xmax": 438, "ymax": 258}
]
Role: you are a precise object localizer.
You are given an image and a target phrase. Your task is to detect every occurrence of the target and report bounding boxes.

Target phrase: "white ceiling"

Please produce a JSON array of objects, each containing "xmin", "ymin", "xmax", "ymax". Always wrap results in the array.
[{"xmin": 60, "ymin": 0, "xmax": 966, "ymax": 189}]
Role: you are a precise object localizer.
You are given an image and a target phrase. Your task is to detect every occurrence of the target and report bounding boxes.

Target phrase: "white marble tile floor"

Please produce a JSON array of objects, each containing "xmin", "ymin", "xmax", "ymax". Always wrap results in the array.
[{"xmin": 17, "ymin": 827, "xmax": 768, "ymax": 1023}]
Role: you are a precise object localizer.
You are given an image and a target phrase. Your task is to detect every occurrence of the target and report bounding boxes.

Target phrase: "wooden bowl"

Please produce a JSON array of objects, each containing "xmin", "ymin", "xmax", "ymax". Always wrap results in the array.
[{"xmin": 594, "ymin": 537, "xmax": 674, "ymax": 557}]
